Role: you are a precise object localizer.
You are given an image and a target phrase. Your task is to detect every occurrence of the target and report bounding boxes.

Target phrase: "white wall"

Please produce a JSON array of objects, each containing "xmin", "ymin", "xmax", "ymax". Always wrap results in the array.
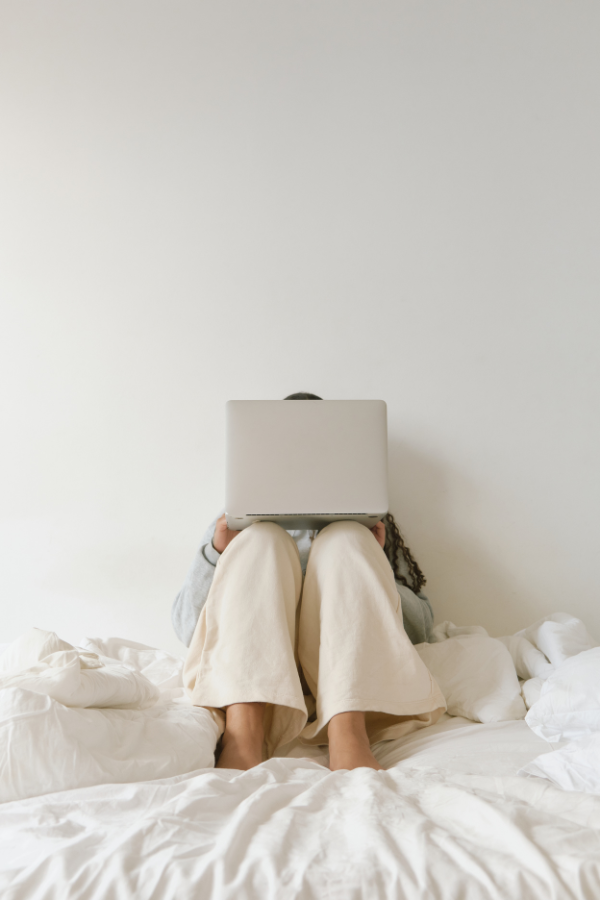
[{"xmin": 1, "ymin": 1, "xmax": 599, "ymax": 656}]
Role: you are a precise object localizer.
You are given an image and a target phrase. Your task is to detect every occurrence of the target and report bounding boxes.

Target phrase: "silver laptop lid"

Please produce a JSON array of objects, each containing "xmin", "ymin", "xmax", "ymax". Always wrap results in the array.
[{"xmin": 225, "ymin": 399, "xmax": 388, "ymax": 531}]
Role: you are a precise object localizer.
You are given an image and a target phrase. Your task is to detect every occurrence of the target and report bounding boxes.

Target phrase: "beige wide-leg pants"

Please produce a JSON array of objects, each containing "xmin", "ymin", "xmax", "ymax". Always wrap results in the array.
[{"xmin": 183, "ymin": 521, "xmax": 445, "ymax": 756}]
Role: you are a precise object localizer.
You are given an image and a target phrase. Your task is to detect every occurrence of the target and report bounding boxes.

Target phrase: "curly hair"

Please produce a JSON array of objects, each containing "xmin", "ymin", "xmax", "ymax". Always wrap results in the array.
[{"xmin": 383, "ymin": 512, "xmax": 427, "ymax": 595}]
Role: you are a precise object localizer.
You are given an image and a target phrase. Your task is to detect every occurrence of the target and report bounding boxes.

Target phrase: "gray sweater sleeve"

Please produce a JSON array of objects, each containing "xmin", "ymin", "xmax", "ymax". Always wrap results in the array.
[
  {"xmin": 397, "ymin": 583, "xmax": 434, "ymax": 645},
  {"xmin": 171, "ymin": 516, "xmax": 221, "ymax": 647}
]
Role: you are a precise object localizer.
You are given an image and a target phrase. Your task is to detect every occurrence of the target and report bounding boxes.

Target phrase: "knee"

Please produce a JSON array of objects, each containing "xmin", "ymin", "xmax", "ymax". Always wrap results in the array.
[
  {"xmin": 221, "ymin": 521, "xmax": 301, "ymax": 579},
  {"xmin": 252, "ymin": 521, "xmax": 289, "ymax": 537},
  {"xmin": 314, "ymin": 519, "xmax": 374, "ymax": 552},
  {"xmin": 242, "ymin": 521, "xmax": 295, "ymax": 551}
]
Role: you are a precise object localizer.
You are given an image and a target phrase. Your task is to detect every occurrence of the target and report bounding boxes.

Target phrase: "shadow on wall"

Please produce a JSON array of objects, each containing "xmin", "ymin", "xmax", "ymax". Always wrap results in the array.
[{"xmin": 388, "ymin": 440, "xmax": 525, "ymax": 636}]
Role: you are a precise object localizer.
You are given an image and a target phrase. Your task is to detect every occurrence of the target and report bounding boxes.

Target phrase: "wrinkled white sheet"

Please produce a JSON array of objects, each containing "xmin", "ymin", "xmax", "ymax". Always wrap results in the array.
[
  {"xmin": 520, "ymin": 647, "xmax": 600, "ymax": 793},
  {"xmin": 495, "ymin": 617, "xmax": 600, "ymax": 793},
  {"xmin": 1, "ymin": 719, "xmax": 599, "ymax": 900},
  {"xmin": 520, "ymin": 732, "xmax": 600, "ymax": 794},
  {"xmin": 79, "ymin": 636, "xmax": 187, "ymax": 692},
  {"xmin": 375, "ymin": 715, "xmax": 556, "ymax": 774},
  {"xmin": 526, "ymin": 647, "xmax": 600, "ymax": 743},
  {"xmin": 0, "ymin": 629, "xmax": 159, "ymax": 709}
]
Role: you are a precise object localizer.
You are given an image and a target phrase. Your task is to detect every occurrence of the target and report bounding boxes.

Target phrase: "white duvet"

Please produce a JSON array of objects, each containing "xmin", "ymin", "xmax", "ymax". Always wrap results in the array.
[
  {"xmin": 1, "ymin": 720, "xmax": 599, "ymax": 900},
  {"xmin": 2, "ymin": 616, "xmax": 600, "ymax": 899},
  {"xmin": 0, "ymin": 687, "xmax": 220, "ymax": 803},
  {"xmin": 0, "ymin": 628, "xmax": 160, "ymax": 709},
  {"xmin": 0, "ymin": 629, "xmax": 221, "ymax": 803}
]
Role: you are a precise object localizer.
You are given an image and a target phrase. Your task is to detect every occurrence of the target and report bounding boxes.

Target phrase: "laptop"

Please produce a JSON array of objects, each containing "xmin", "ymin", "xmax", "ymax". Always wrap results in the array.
[{"xmin": 225, "ymin": 399, "xmax": 388, "ymax": 530}]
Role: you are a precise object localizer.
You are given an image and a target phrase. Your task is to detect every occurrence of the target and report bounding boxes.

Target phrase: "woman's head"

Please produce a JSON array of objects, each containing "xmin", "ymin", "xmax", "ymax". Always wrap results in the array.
[{"xmin": 284, "ymin": 392, "xmax": 323, "ymax": 400}]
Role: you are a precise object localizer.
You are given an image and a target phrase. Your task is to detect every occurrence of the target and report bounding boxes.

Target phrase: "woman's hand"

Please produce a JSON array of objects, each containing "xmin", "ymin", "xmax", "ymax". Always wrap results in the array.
[
  {"xmin": 212, "ymin": 514, "xmax": 242, "ymax": 554},
  {"xmin": 371, "ymin": 520, "xmax": 386, "ymax": 549}
]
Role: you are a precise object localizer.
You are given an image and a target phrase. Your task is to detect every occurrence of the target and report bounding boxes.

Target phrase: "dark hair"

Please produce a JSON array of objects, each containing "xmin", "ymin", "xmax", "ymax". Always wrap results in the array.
[
  {"xmin": 284, "ymin": 392, "xmax": 426, "ymax": 594},
  {"xmin": 284, "ymin": 392, "xmax": 323, "ymax": 400},
  {"xmin": 383, "ymin": 513, "xmax": 426, "ymax": 595}
]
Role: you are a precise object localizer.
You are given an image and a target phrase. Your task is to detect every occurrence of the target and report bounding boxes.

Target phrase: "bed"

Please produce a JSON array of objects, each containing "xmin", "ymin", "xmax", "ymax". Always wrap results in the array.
[{"xmin": 1, "ymin": 618, "xmax": 599, "ymax": 900}]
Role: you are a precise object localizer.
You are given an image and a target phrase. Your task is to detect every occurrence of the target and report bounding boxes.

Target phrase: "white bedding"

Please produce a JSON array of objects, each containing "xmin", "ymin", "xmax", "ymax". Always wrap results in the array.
[
  {"xmin": 415, "ymin": 633, "xmax": 526, "ymax": 723},
  {"xmin": 1, "ymin": 717, "xmax": 599, "ymax": 899},
  {"xmin": 2, "ymin": 619, "xmax": 600, "ymax": 899},
  {"xmin": 520, "ymin": 732, "xmax": 600, "ymax": 794},
  {"xmin": 0, "ymin": 629, "xmax": 160, "ymax": 709},
  {"xmin": 0, "ymin": 687, "xmax": 221, "ymax": 803},
  {"xmin": 525, "ymin": 647, "xmax": 600, "ymax": 743}
]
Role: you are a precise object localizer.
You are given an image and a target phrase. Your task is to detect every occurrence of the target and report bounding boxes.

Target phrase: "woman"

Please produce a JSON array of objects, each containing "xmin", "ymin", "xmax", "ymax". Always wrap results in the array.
[{"xmin": 172, "ymin": 394, "xmax": 445, "ymax": 771}]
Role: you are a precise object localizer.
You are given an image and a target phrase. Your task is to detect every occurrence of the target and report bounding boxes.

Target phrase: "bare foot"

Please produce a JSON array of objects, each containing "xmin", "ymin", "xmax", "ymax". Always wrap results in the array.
[
  {"xmin": 328, "ymin": 711, "xmax": 383, "ymax": 771},
  {"xmin": 216, "ymin": 702, "xmax": 266, "ymax": 770}
]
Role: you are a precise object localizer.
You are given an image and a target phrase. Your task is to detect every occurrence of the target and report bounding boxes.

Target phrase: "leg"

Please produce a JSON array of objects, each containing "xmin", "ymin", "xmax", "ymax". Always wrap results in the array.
[
  {"xmin": 217, "ymin": 702, "xmax": 266, "ymax": 770},
  {"xmin": 183, "ymin": 522, "xmax": 306, "ymax": 767},
  {"xmin": 328, "ymin": 711, "xmax": 383, "ymax": 771},
  {"xmin": 298, "ymin": 521, "xmax": 445, "ymax": 769}
]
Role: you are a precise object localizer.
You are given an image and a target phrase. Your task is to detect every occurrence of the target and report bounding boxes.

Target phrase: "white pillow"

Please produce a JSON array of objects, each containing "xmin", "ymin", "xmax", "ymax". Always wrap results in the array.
[
  {"xmin": 519, "ymin": 733, "xmax": 600, "ymax": 794},
  {"xmin": 523, "ymin": 613, "xmax": 598, "ymax": 668},
  {"xmin": 416, "ymin": 634, "xmax": 526, "ymax": 723},
  {"xmin": 521, "ymin": 676, "xmax": 543, "ymax": 710},
  {"xmin": 0, "ymin": 687, "xmax": 221, "ymax": 802},
  {"xmin": 497, "ymin": 634, "xmax": 554, "ymax": 681},
  {"xmin": 525, "ymin": 647, "xmax": 600, "ymax": 743}
]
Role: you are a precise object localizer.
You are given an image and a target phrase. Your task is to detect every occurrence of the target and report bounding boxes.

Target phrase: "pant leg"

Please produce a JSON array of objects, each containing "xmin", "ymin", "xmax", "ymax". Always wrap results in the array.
[
  {"xmin": 298, "ymin": 520, "xmax": 446, "ymax": 745},
  {"xmin": 183, "ymin": 521, "xmax": 308, "ymax": 754}
]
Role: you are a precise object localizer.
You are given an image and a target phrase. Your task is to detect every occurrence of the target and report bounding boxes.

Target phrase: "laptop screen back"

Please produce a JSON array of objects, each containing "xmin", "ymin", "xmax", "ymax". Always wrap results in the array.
[{"xmin": 225, "ymin": 399, "xmax": 388, "ymax": 530}]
